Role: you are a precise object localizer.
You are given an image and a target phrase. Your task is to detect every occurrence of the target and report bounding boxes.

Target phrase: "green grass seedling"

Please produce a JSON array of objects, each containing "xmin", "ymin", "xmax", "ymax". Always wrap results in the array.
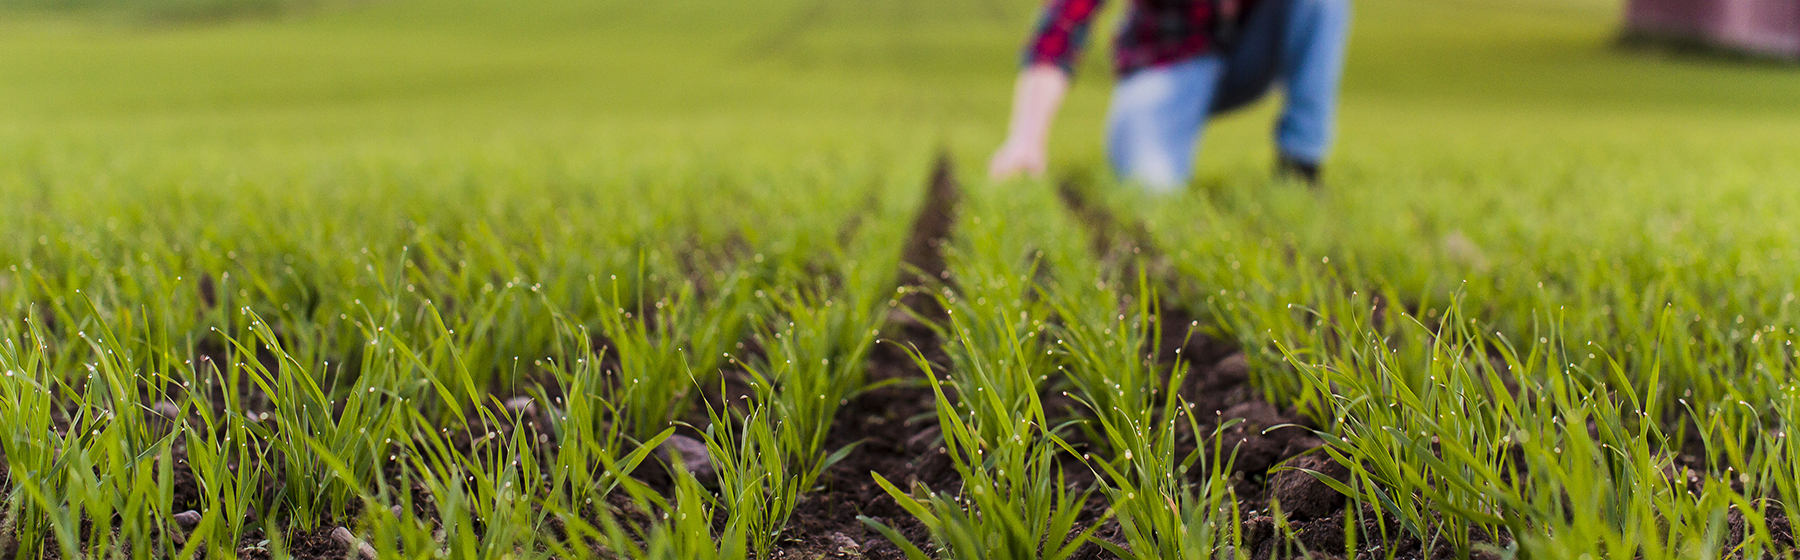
[
  {"xmin": 737, "ymin": 287, "xmax": 880, "ymax": 479},
  {"xmin": 593, "ymin": 268, "xmax": 751, "ymax": 445},
  {"xmin": 0, "ymin": 310, "xmax": 61, "ymax": 558},
  {"xmin": 1055, "ymin": 288, "xmax": 1248, "ymax": 560},
  {"xmin": 698, "ymin": 396, "xmax": 799, "ymax": 560}
]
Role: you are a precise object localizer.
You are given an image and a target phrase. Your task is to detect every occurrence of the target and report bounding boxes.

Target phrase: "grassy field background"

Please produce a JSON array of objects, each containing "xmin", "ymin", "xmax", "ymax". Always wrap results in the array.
[
  {"xmin": 6, "ymin": 0, "xmax": 1800, "ymax": 557},
  {"xmin": 5, "ymin": 0, "xmax": 1800, "ymax": 271},
  {"xmin": 2, "ymin": 0, "xmax": 1797, "ymax": 187}
]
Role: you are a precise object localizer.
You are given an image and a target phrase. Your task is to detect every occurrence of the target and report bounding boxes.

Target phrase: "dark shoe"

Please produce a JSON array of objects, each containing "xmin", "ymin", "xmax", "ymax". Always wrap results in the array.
[{"xmin": 1277, "ymin": 155, "xmax": 1321, "ymax": 186}]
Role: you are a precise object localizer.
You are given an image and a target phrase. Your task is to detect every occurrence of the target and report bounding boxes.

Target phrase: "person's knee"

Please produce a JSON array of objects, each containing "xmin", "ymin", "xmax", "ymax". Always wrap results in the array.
[
  {"xmin": 1106, "ymin": 119, "xmax": 1191, "ymax": 191},
  {"xmin": 1108, "ymin": 131, "xmax": 1177, "ymax": 185},
  {"xmin": 1104, "ymin": 59, "xmax": 1215, "ymax": 191}
]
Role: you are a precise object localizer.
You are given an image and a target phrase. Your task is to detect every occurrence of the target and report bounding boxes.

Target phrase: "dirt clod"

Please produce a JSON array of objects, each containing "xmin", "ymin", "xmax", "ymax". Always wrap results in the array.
[
  {"xmin": 1271, "ymin": 453, "xmax": 1350, "ymax": 522},
  {"xmin": 1215, "ymin": 400, "xmax": 1315, "ymax": 477},
  {"xmin": 1244, "ymin": 516, "xmax": 1276, "ymax": 550},
  {"xmin": 1210, "ymin": 352, "xmax": 1250, "ymax": 386}
]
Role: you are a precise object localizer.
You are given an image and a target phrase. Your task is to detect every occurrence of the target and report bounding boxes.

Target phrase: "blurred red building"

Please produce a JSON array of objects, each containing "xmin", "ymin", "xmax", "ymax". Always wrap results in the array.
[{"xmin": 1626, "ymin": 0, "xmax": 1800, "ymax": 59}]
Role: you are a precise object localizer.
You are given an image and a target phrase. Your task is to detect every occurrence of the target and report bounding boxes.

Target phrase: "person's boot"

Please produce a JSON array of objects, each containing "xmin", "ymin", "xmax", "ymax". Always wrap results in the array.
[{"xmin": 1276, "ymin": 154, "xmax": 1321, "ymax": 186}]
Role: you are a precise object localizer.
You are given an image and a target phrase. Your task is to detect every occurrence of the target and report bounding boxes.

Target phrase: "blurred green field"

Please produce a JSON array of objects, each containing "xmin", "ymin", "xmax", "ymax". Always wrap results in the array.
[{"xmin": 5, "ymin": 0, "xmax": 1800, "ymax": 558}]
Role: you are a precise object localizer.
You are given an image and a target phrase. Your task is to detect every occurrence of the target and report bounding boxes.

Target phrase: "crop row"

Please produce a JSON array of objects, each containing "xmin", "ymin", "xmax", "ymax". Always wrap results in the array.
[{"xmin": 5, "ymin": 155, "xmax": 1800, "ymax": 559}]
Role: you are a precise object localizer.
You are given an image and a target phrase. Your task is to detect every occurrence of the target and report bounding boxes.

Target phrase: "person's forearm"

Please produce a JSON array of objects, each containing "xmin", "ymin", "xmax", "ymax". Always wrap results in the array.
[
  {"xmin": 1003, "ymin": 64, "xmax": 1071, "ymax": 148},
  {"xmin": 989, "ymin": 64, "xmax": 1072, "ymax": 180}
]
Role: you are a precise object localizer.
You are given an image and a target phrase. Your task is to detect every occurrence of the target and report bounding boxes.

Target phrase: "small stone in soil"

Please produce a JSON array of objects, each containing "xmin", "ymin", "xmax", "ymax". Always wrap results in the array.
[
  {"xmin": 173, "ymin": 510, "xmax": 202, "ymax": 529},
  {"xmin": 504, "ymin": 396, "xmax": 536, "ymax": 415},
  {"xmin": 330, "ymin": 526, "xmax": 378, "ymax": 560},
  {"xmin": 905, "ymin": 426, "xmax": 941, "ymax": 451},
  {"xmin": 827, "ymin": 531, "xmax": 863, "ymax": 558},
  {"xmin": 658, "ymin": 434, "xmax": 716, "ymax": 480}
]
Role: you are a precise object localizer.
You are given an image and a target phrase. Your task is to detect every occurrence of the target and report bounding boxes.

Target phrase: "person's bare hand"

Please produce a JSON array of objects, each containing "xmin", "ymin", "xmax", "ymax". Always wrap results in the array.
[
  {"xmin": 989, "ymin": 65, "xmax": 1068, "ymax": 182},
  {"xmin": 989, "ymin": 138, "xmax": 1048, "ymax": 181}
]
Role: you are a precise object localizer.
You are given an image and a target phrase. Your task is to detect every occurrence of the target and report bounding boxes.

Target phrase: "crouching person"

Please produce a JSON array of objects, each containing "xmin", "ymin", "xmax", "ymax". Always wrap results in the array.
[{"xmin": 990, "ymin": 0, "xmax": 1352, "ymax": 191}]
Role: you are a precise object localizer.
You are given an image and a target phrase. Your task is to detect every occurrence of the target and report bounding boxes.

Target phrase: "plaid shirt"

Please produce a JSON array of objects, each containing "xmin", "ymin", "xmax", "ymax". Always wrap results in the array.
[{"xmin": 1023, "ymin": 0, "xmax": 1257, "ymax": 77}]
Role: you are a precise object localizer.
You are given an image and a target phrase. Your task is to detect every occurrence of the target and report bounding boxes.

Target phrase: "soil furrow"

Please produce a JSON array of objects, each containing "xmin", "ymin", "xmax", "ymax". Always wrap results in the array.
[{"xmin": 770, "ymin": 154, "xmax": 961, "ymax": 559}]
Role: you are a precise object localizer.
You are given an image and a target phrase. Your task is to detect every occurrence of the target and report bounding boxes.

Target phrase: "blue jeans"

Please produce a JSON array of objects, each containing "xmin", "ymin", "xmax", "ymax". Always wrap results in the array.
[{"xmin": 1105, "ymin": 0, "xmax": 1351, "ymax": 191}]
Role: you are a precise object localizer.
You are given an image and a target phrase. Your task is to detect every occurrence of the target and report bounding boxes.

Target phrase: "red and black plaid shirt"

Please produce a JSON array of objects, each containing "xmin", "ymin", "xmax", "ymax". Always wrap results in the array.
[{"xmin": 1023, "ymin": 0, "xmax": 1257, "ymax": 77}]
